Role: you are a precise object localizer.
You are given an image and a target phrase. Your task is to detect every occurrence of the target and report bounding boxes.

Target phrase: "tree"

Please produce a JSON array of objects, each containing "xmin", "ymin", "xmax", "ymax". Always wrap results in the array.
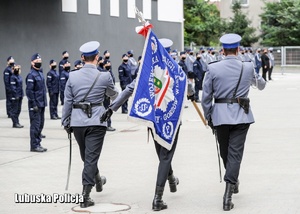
[
  {"xmin": 260, "ymin": 0, "xmax": 300, "ymax": 46},
  {"xmin": 223, "ymin": 2, "xmax": 258, "ymax": 47},
  {"xmin": 184, "ymin": 0, "xmax": 224, "ymax": 47}
]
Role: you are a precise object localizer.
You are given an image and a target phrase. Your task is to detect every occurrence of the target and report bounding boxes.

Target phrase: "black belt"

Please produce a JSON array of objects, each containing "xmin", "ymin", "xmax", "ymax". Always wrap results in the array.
[
  {"xmin": 215, "ymin": 98, "xmax": 238, "ymax": 104},
  {"xmin": 73, "ymin": 103, "xmax": 103, "ymax": 108}
]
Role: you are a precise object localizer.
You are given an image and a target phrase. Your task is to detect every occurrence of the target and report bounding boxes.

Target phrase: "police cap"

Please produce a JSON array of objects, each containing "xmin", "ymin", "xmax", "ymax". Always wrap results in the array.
[
  {"xmin": 49, "ymin": 59, "xmax": 55, "ymax": 65},
  {"xmin": 74, "ymin": 60, "xmax": 82, "ymax": 66},
  {"xmin": 159, "ymin": 38, "xmax": 173, "ymax": 52},
  {"xmin": 79, "ymin": 41, "xmax": 100, "ymax": 56},
  {"xmin": 220, "ymin": 33, "xmax": 241, "ymax": 49},
  {"xmin": 7, "ymin": 56, "xmax": 14, "ymax": 62},
  {"xmin": 31, "ymin": 53, "xmax": 41, "ymax": 61}
]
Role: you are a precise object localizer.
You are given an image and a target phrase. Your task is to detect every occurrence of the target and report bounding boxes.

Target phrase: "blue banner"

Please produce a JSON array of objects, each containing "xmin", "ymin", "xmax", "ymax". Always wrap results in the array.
[{"xmin": 128, "ymin": 30, "xmax": 187, "ymax": 150}]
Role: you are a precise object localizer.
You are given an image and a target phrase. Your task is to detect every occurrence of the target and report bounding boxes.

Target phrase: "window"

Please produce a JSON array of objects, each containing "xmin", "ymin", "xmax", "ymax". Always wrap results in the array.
[
  {"xmin": 110, "ymin": 0, "xmax": 119, "ymax": 17},
  {"xmin": 143, "ymin": 0, "xmax": 151, "ymax": 19},
  {"xmin": 232, "ymin": 0, "xmax": 249, "ymax": 6},
  {"xmin": 88, "ymin": 0, "xmax": 101, "ymax": 15},
  {"xmin": 127, "ymin": 0, "xmax": 136, "ymax": 18},
  {"xmin": 62, "ymin": 0, "xmax": 77, "ymax": 13},
  {"xmin": 157, "ymin": 0, "xmax": 183, "ymax": 23}
]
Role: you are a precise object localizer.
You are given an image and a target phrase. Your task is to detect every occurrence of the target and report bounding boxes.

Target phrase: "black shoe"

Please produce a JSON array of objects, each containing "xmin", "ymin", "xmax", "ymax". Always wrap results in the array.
[
  {"xmin": 39, "ymin": 146, "xmax": 47, "ymax": 152},
  {"xmin": 95, "ymin": 174, "xmax": 106, "ymax": 192},
  {"xmin": 8, "ymin": 115, "xmax": 11, "ymax": 118},
  {"xmin": 30, "ymin": 147, "xmax": 45, "ymax": 152},
  {"xmin": 40, "ymin": 134, "xmax": 46, "ymax": 138},
  {"xmin": 122, "ymin": 110, "xmax": 128, "ymax": 114},
  {"xmin": 168, "ymin": 174, "xmax": 179, "ymax": 193},
  {"xmin": 106, "ymin": 127, "xmax": 116, "ymax": 131},
  {"xmin": 195, "ymin": 99, "xmax": 201, "ymax": 103},
  {"xmin": 233, "ymin": 180, "xmax": 239, "ymax": 194},
  {"xmin": 80, "ymin": 185, "xmax": 94, "ymax": 208},
  {"xmin": 152, "ymin": 186, "xmax": 167, "ymax": 211},
  {"xmin": 223, "ymin": 183, "xmax": 235, "ymax": 211},
  {"xmin": 51, "ymin": 116, "xmax": 58, "ymax": 120},
  {"xmin": 56, "ymin": 116, "xmax": 61, "ymax": 119},
  {"xmin": 13, "ymin": 124, "xmax": 24, "ymax": 128}
]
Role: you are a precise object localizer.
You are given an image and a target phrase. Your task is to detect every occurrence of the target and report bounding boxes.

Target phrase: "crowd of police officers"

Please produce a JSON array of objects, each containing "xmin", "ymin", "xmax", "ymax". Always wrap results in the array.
[{"xmin": 2, "ymin": 37, "xmax": 269, "ymax": 210}]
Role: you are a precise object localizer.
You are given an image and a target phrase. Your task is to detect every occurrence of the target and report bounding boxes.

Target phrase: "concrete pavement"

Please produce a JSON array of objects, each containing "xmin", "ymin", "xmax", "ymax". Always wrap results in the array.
[{"xmin": 1, "ymin": 69, "xmax": 300, "ymax": 214}]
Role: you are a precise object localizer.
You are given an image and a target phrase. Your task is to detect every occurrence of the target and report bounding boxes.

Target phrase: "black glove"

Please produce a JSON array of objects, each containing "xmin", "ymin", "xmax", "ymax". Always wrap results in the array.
[
  {"xmin": 100, "ymin": 108, "xmax": 113, "ymax": 123},
  {"xmin": 64, "ymin": 125, "xmax": 73, "ymax": 134},
  {"xmin": 33, "ymin": 106, "xmax": 39, "ymax": 112},
  {"xmin": 187, "ymin": 94, "xmax": 195, "ymax": 102}
]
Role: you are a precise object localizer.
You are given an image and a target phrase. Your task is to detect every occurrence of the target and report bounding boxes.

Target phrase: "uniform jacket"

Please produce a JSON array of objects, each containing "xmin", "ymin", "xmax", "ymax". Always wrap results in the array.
[
  {"xmin": 193, "ymin": 59, "xmax": 204, "ymax": 81},
  {"xmin": 26, "ymin": 68, "xmax": 47, "ymax": 108},
  {"xmin": 201, "ymin": 56, "xmax": 266, "ymax": 126},
  {"xmin": 178, "ymin": 60, "xmax": 188, "ymax": 75},
  {"xmin": 59, "ymin": 58, "xmax": 67, "ymax": 74},
  {"xmin": 61, "ymin": 64, "xmax": 119, "ymax": 127},
  {"xmin": 46, "ymin": 69, "xmax": 59, "ymax": 94},
  {"xmin": 10, "ymin": 73, "xmax": 23, "ymax": 99},
  {"xmin": 185, "ymin": 55, "xmax": 195, "ymax": 72},
  {"xmin": 3, "ymin": 66, "xmax": 13, "ymax": 90},
  {"xmin": 59, "ymin": 70, "xmax": 69, "ymax": 92},
  {"xmin": 255, "ymin": 53, "xmax": 262, "ymax": 68},
  {"xmin": 118, "ymin": 62, "xmax": 132, "ymax": 89},
  {"xmin": 128, "ymin": 57, "xmax": 138, "ymax": 76}
]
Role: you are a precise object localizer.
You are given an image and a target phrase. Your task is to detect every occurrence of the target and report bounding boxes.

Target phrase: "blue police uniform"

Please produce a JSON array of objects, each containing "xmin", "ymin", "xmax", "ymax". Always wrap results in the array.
[
  {"xmin": 118, "ymin": 57, "xmax": 132, "ymax": 113},
  {"xmin": 46, "ymin": 62, "xmax": 60, "ymax": 119},
  {"xmin": 3, "ymin": 59, "xmax": 14, "ymax": 117},
  {"xmin": 10, "ymin": 70, "xmax": 24, "ymax": 127},
  {"xmin": 178, "ymin": 59, "xmax": 188, "ymax": 76},
  {"xmin": 26, "ymin": 53, "xmax": 47, "ymax": 152},
  {"xmin": 255, "ymin": 49, "xmax": 262, "ymax": 74},
  {"xmin": 201, "ymin": 34, "xmax": 266, "ymax": 211},
  {"xmin": 193, "ymin": 57, "xmax": 204, "ymax": 102},
  {"xmin": 59, "ymin": 68, "xmax": 70, "ymax": 105}
]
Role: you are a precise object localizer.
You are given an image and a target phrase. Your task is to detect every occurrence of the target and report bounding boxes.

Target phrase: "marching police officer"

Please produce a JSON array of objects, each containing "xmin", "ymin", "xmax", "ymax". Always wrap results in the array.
[
  {"xmin": 118, "ymin": 54, "xmax": 132, "ymax": 114},
  {"xmin": 46, "ymin": 60, "xmax": 60, "ymax": 120},
  {"xmin": 101, "ymin": 38, "xmax": 195, "ymax": 212},
  {"xmin": 59, "ymin": 61, "xmax": 71, "ymax": 105},
  {"xmin": 10, "ymin": 65, "xmax": 24, "ymax": 128},
  {"xmin": 3, "ymin": 56, "xmax": 15, "ymax": 118},
  {"xmin": 201, "ymin": 34, "xmax": 266, "ymax": 211},
  {"xmin": 193, "ymin": 52, "xmax": 204, "ymax": 103},
  {"xmin": 61, "ymin": 41, "xmax": 119, "ymax": 208},
  {"xmin": 26, "ymin": 53, "xmax": 47, "ymax": 152}
]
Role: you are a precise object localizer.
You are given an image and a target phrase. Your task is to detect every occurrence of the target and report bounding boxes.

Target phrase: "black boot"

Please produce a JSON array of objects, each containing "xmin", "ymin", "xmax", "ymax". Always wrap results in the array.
[
  {"xmin": 168, "ymin": 174, "xmax": 179, "ymax": 193},
  {"xmin": 80, "ymin": 185, "xmax": 95, "ymax": 208},
  {"xmin": 223, "ymin": 183, "xmax": 235, "ymax": 211},
  {"xmin": 152, "ymin": 186, "xmax": 167, "ymax": 211},
  {"xmin": 233, "ymin": 180, "xmax": 239, "ymax": 194},
  {"xmin": 95, "ymin": 173, "xmax": 106, "ymax": 192}
]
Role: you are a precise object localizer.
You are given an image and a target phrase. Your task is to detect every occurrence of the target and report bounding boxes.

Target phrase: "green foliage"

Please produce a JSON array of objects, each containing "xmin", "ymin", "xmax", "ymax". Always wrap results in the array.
[
  {"xmin": 260, "ymin": 0, "xmax": 300, "ymax": 46},
  {"xmin": 184, "ymin": 0, "xmax": 224, "ymax": 47},
  {"xmin": 223, "ymin": 2, "xmax": 258, "ymax": 46}
]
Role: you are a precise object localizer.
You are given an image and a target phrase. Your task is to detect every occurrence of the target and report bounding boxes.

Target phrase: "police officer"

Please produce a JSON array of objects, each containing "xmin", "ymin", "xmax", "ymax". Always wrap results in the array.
[
  {"xmin": 178, "ymin": 51, "xmax": 188, "ymax": 76},
  {"xmin": 193, "ymin": 52, "xmax": 204, "ymax": 103},
  {"xmin": 127, "ymin": 50, "xmax": 138, "ymax": 78},
  {"xmin": 59, "ymin": 61, "xmax": 71, "ymax": 105},
  {"xmin": 97, "ymin": 56, "xmax": 105, "ymax": 71},
  {"xmin": 261, "ymin": 48, "xmax": 270, "ymax": 81},
  {"xmin": 3, "ymin": 56, "xmax": 15, "ymax": 118},
  {"xmin": 59, "ymin": 51, "xmax": 69, "ymax": 104},
  {"xmin": 201, "ymin": 34, "xmax": 266, "ymax": 211},
  {"xmin": 26, "ymin": 53, "xmax": 47, "ymax": 152},
  {"xmin": 10, "ymin": 65, "xmax": 24, "ymax": 128},
  {"xmin": 185, "ymin": 49, "xmax": 196, "ymax": 77},
  {"xmin": 118, "ymin": 54, "xmax": 132, "ymax": 114},
  {"xmin": 73, "ymin": 60, "xmax": 83, "ymax": 71},
  {"xmin": 46, "ymin": 60, "xmax": 60, "ymax": 120},
  {"xmin": 268, "ymin": 47, "xmax": 275, "ymax": 81},
  {"xmin": 101, "ymin": 38, "xmax": 195, "ymax": 211},
  {"xmin": 61, "ymin": 41, "xmax": 119, "ymax": 208},
  {"xmin": 255, "ymin": 48, "xmax": 262, "ymax": 74}
]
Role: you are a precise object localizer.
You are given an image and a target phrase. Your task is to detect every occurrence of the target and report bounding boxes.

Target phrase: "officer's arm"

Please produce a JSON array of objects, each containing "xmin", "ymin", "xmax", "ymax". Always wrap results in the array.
[
  {"xmin": 26, "ymin": 74, "xmax": 37, "ymax": 108},
  {"xmin": 105, "ymin": 74, "xmax": 119, "ymax": 101},
  {"xmin": 46, "ymin": 73, "xmax": 52, "ymax": 93},
  {"xmin": 201, "ymin": 70, "xmax": 213, "ymax": 120},
  {"xmin": 61, "ymin": 79, "xmax": 73, "ymax": 126},
  {"xmin": 10, "ymin": 76, "xmax": 17, "ymax": 99},
  {"xmin": 118, "ymin": 66, "xmax": 125, "ymax": 88},
  {"xmin": 109, "ymin": 79, "xmax": 136, "ymax": 112},
  {"xmin": 4, "ymin": 68, "xmax": 11, "ymax": 89}
]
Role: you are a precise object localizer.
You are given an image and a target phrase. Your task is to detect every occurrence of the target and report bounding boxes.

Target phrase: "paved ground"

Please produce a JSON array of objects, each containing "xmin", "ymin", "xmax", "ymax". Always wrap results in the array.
[{"xmin": 1, "ymin": 69, "xmax": 300, "ymax": 214}]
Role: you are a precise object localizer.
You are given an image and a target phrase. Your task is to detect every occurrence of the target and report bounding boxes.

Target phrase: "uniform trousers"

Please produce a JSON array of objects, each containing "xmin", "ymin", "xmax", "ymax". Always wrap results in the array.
[
  {"xmin": 11, "ymin": 98, "xmax": 22, "ymax": 125},
  {"xmin": 49, "ymin": 93, "xmax": 59, "ymax": 118},
  {"xmin": 5, "ymin": 90, "xmax": 12, "ymax": 117},
  {"xmin": 255, "ymin": 66, "xmax": 261, "ymax": 74},
  {"xmin": 216, "ymin": 124, "xmax": 250, "ymax": 184},
  {"xmin": 194, "ymin": 78, "xmax": 202, "ymax": 101},
  {"xmin": 29, "ymin": 107, "xmax": 45, "ymax": 149},
  {"xmin": 262, "ymin": 67, "xmax": 269, "ymax": 81},
  {"xmin": 151, "ymin": 127, "xmax": 180, "ymax": 187},
  {"xmin": 73, "ymin": 126, "xmax": 106, "ymax": 186},
  {"xmin": 269, "ymin": 66, "xmax": 273, "ymax": 80},
  {"xmin": 60, "ymin": 91, "xmax": 64, "ymax": 105},
  {"xmin": 121, "ymin": 86, "xmax": 128, "ymax": 113}
]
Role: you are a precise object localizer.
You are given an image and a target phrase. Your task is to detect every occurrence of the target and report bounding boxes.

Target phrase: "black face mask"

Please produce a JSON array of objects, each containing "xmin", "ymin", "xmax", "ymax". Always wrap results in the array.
[
  {"xmin": 201, "ymin": 51, "xmax": 205, "ymax": 53},
  {"xmin": 65, "ymin": 66, "xmax": 70, "ymax": 71},
  {"xmin": 105, "ymin": 66, "xmax": 111, "ymax": 70},
  {"xmin": 13, "ymin": 69, "xmax": 19, "ymax": 75},
  {"xmin": 51, "ymin": 65, "xmax": 57, "ymax": 70},
  {"xmin": 99, "ymin": 63, "xmax": 104, "ymax": 67},
  {"xmin": 211, "ymin": 52, "xmax": 215, "ymax": 55},
  {"xmin": 190, "ymin": 53, "xmax": 194, "ymax": 56},
  {"xmin": 63, "ymin": 56, "xmax": 69, "ymax": 60},
  {"xmin": 123, "ymin": 59, "xmax": 128, "ymax": 63},
  {"xmin": 181, "ymin": 57, "xmax": 186, "ymax": 60},
  {"xmin": 34, "ymin": 62, "xmax": 42, "ymax": 69},
  {"xmin": 197, "ymin": 57, "xmax": 201, "ymax": 60},
  {"xmin": 105, "ymin": 56, "xmax": 110, "ymax": 60},
  {"xmin": 270, "ymin": 51, "xmax": 273, "ymax": 53},
  {"xmin": 9, "ymin": 62, "xmax": 15, "ymax": 67}
]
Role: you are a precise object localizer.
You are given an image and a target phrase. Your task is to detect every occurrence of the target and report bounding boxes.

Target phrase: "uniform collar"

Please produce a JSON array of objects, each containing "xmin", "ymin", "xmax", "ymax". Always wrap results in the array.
[{"xmin": 83, "ymin": 63, "xmax": 97, "ymax": 69}]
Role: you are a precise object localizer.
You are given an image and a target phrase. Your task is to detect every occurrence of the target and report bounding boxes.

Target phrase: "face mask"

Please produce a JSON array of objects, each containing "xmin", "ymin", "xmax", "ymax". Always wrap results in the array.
[
  {"xmin": 212, "ymin": 52, "xmax": 215, "ymax": 55},
  {"xmin": 13, "ymin": 69, "xmax": 19, "ymax": 75},
  {"xmin": 51, "ymin": 65, "xmax": 57, "ymax": 70},
  {"xmin": 99, "ymin": 63, "xmax": 104, "ymax": 67},
  {"xmin": 190, "ymin": 53, "xmax": 194, "ymax": 56},
  {"xmin": 63, "ymin": 56, "xmax": 69, "ymax": 60},
  {"xmin": 270, "ymin": 51, "xmax": 273, "ymax": 53},
  {"xmin": 123, "ymin": 59, "xmax": 128, "ymax": 63},
  {"xmin": 181, "ymin": 57, "xmax": 186, "ymax": 60},
  {"xmin": 9, "ymin": 62, "xmax": 15, "ymax": 67},
  {"xmin": 197, "ymin": 57, "xmax": 201, "ymax": 60},
  {"xmin": 34, "ymin": 62, "xmax": 42, "ymax": 69},
  {"xmin": 65, "ymin": 66, "xmax": 70, "ymax": 71},
  {"xmin": 105, "ymin": 66, "xmax": 111, "ymax": 70},
  {"xmin": 201, "ymin": 51, "xmax": 205, "ymax": 53},
  {"xmin": 105, "ymin": 56, "xmax": 110, "ymax": 60}
]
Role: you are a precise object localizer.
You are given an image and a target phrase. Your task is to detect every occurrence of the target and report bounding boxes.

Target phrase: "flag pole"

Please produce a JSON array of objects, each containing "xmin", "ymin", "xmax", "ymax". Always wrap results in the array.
[{"xmin": 191, "ymin": 101, "xmax": 207, "ymax": 127}]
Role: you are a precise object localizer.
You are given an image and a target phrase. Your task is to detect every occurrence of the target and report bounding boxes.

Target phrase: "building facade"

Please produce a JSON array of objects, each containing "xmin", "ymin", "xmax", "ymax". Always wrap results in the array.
[{"xmin": 0, "ymin": 0, "xmax": 183, "ymax": 99}]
